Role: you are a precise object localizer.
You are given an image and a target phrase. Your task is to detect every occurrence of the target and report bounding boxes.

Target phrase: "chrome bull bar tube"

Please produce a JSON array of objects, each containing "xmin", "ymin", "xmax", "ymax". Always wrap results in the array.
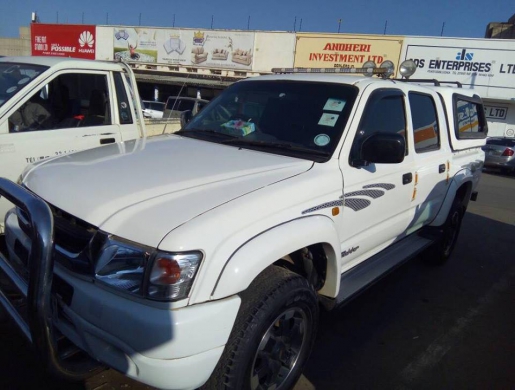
[{"xmin": 0, "ymin": 177, "xmax": 102, "ymax": 380}]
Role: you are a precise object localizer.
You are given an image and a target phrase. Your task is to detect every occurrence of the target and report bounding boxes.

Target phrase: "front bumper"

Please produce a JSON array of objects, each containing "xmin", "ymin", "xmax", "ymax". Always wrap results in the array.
[{"xmin": 0, "ymin": 178, "xmax": 241, "ymax": 389}]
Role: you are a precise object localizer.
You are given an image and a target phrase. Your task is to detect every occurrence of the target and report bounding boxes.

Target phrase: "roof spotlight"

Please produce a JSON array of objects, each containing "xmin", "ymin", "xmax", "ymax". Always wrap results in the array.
[
  {"xmin": 379, "ymin": 60, "xmax": 395, "ymax": 78},
  {"xmin": 399, "ymin": 59, "xmax": 417, "ymax": 79},
  {"xmin": 362, "ymin": 61, "xmax": 376, "ymax": 77}
]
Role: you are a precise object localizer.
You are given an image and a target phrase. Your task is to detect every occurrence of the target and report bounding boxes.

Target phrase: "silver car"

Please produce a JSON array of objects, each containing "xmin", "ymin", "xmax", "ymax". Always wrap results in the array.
[
  {"xmin": 483, "ymin": 137, "xmax": 515, "ymax": 174},
  {"xmin": 142, "ymin": 100, "xmax": 165, "ymax": 119}
]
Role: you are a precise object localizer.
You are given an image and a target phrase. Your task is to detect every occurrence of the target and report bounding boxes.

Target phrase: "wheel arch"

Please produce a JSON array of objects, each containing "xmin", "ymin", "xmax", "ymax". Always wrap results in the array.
[
  {"xmin": 211, "ymin": 215, "xmax": 341, "ymax": 300},
  {"xmin": 431, "ymin": 176, "xmax": 473, "ymax": 227}
]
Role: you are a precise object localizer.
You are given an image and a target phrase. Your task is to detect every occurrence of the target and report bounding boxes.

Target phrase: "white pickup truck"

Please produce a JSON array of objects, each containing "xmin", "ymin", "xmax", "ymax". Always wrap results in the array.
[
  {"xmin": 0, "ymin": 56, "xmax": 146, "ymax": 231},
  {"xmin": 0, "ymin": 61, "xmax": 487, "ymax": 390}
]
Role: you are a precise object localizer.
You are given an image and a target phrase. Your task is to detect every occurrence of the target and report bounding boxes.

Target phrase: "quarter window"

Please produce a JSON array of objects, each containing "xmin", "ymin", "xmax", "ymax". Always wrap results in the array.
[
  {"xmin": 409, "ymin": 92, "xmax": 440, "ymax": 152},
  {"xmin": 113, "ymin": 72, "xmax": 133, "ymax": 125}
]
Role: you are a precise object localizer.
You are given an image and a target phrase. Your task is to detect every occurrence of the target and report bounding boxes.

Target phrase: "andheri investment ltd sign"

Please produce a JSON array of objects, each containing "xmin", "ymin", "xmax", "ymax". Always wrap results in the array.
[
  {"xmin": 31, "ymin": 23, "xmax": 96, "ymax": 59},
  {"xmin": 294, "ymin": 34, "xmax": 403, "ymax": 70}
]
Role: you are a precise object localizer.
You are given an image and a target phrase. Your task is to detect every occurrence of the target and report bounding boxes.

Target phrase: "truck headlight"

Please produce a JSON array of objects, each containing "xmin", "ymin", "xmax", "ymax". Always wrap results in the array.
[
  {"xmin": 94, "ymin": 236, "xmax": 202, "ymax": 302},
  {"xmin": 148, "ymin": 251, "xmax": 203, "ymax": 301},
  {"xmin": 95, "ymin": 237, "xmax": 150, "ymax": 294}
]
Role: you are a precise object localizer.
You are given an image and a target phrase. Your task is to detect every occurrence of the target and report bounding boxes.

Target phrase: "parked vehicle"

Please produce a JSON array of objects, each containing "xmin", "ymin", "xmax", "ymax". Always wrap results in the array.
[
  {"xmin": 0, "ymin": 61, "xmax": 487, "ymax": 390},
  {"xmin": 163, "ymin": 96, "xmax": 209, "ymax": 118},
  {"xmin": 0, "ymin": 56, "xmax": 146, "ymax": 231},
  {"xmin": 483, "ymin": 137, "xmax": 515, "ymax": 174},
  {"xmin": 142, "ymin": 100, "xmax": 165, "ymax": 119}
]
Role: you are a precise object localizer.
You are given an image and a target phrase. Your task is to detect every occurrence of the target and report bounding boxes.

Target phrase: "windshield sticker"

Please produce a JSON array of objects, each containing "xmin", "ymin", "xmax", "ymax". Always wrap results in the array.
[
  {"xmin": 221, "ymin": 119, "xmax": 256, "ymax": 136},
  {"xmin": 323, "ymin": 98, "xmax": 346, "ymax": 112},
  {"xmin": 6, "ymin": 86, "xmax": 17, "ymax": 94},
  {"xmin": 318, "ymin": 113, "xmax": 339, "ymax": 127},
  {"xmin": 314, "ymin": 134, "xmax": 330, "ymax": 146}
]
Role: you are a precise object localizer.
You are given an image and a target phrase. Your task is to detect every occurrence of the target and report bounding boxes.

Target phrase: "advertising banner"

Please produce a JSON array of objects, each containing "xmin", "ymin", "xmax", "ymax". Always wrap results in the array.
[
  {"xmin": 294, "ymin": 33, "xmax": 404, "ymax": 70},
  {"xmin": 113, "ymin": 27, "xmax": 255, "ymax": 70},
  {"xmin": 401, "ymin": 37, "xmax": 515, "ymax": 100},
  {"xmin": 31, "ymin": 23, "xmax": 96, "ymax": 59}
]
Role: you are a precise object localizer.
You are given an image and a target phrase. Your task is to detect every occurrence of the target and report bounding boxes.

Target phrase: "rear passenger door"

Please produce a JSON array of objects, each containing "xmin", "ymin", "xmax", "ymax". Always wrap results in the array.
[{"xmin": 405, "ymin": 89, "xmax": 449, "ymax": 233}]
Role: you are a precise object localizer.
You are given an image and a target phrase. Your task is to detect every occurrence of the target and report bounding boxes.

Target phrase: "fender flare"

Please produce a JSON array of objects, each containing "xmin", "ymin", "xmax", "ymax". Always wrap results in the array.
[
  {"xmin": 430, "ymin": 172, "xmax": 473, "ymax": 227},
  {"xmin": 211, "ymin": 215, "xmax": 341, "ymax": 300}
]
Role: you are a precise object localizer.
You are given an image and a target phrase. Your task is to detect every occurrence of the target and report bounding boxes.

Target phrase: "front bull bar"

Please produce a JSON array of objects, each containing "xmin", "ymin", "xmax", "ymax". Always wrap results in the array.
[{"xmin": 0, "ymin": 177, "xmax": 102, "ymax": 380}]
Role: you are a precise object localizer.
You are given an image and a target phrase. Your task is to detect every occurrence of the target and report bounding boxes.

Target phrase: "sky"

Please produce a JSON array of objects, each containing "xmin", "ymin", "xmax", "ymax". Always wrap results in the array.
[{"xmin": 0, "ymin": 0, "xmax": 513, "ymax": 39}]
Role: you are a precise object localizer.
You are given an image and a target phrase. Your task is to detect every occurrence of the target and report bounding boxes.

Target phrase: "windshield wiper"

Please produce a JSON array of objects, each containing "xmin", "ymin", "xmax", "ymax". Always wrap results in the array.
[
  {"xmin": 175, "ymin": 129, "xmax": 237, "ymax": 139},
  {"xmin": 222, "ymin": 138, "xmax": 331, "ymax": 157}
]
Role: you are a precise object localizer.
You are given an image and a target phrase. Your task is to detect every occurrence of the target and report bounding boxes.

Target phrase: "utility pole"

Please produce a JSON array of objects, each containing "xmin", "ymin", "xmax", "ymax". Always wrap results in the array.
[
  {"xmin": 247, "ymin": 15, "xmax": 251, "ymax": 30},
  {"xmin": 299, "ymin": 18, "xmax": 303, "ymax": 32},
  {"xmin": 384, "ymin": 20, "xmax": 388, "ymax": 35},
  {"xmin": 440, "ymin": 22, "xmax": 445, "ymax": 36},
  {"xmin": 211, "ymin": 15, "xmax": 214, "ymax": 29},
  {"xmin": 294, "ymin": 16, "xmax": 297, "ymax": 32},
  {"xmin": 337, "ymin": 19, "xmax": 342, "ymax": 33}
]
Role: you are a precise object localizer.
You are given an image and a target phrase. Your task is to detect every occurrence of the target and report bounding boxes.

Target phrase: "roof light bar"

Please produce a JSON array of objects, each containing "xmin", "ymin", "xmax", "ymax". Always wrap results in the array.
[
  {"xmin": 272, "ymin": 60, "xmax": 419, "ymax": 80},
  {"xmin": 271, "ymin": 66, "xmax": 389, "ymax": 76},
  {"xmin": 271, "ymin": 60, "xmax": 396, "ymax": 79}
]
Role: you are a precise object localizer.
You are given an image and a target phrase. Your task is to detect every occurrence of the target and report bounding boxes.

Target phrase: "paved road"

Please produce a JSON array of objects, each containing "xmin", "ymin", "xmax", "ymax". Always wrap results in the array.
[{"xmin": 0, "ymin": 171, "xmax": 513, "ymax": 389}]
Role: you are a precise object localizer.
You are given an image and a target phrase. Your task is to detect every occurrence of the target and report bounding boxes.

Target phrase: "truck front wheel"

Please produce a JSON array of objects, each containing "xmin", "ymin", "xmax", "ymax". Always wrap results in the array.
[{"xmin": 204, "ymin": 266, "xmax": 319, "ymax": 390}]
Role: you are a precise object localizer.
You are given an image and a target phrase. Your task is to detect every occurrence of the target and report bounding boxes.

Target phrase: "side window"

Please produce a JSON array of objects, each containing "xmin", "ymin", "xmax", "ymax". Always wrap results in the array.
[
  {"xmin": 351, "ymin": 89, "xmax": 407, "ymax": 160},
  {"xmin": 113, "ymin": 72, "xmax": 133, "ymax": 124},
  {"xmin": 454, "ymin": 96, "xmax": 487, "ymax": 139},
  {"xmin": 8, "ymin": 73, "xmax": 111, "ymax": 132},
  {"xmin": 409, "ymin": 92, "xmax": 440, "ymax": 152}
]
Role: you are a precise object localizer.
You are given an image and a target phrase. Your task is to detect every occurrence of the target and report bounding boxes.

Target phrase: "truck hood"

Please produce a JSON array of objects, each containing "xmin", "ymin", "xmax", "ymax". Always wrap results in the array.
[{"xmin": 23, "ymin": 136, "xmax": 312, "ymax": 246}]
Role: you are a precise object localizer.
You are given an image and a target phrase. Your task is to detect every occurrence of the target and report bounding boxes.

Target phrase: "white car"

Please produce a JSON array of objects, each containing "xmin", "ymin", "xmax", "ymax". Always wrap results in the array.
[
  {"xmin": 142, "ymin": 100, "xmax": 165, "ymax": 119},
  {"xmin": 0, "ymin": 56, "xmax": 145, "ymax": 231},
  {"xmin": 0, "ymin": 61, "xmax": 487, "ymax": 390}
]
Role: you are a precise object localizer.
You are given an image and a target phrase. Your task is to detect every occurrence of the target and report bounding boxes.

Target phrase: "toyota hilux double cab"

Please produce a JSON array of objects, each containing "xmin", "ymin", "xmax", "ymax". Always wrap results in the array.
[
  {"xmin": 0, "ymin": 61, "xmax": 487, "ymax": 390},
  {"xmin": 0, "ymin": 56, "xmax": 146, "ymax": 232}
]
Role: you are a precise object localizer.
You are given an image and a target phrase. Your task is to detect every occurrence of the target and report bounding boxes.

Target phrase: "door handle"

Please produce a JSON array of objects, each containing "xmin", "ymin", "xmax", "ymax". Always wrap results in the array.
[
  {"xmin": 402, "ymin": 173, "xmax": 412, "ymax": 185},
  {"xmin": 439, "ymin": 164, "xmax": 446, "ymax": 173},
  {"xmin": 100, "ymin": 138, "xmax": 116, "ymax": 145}
]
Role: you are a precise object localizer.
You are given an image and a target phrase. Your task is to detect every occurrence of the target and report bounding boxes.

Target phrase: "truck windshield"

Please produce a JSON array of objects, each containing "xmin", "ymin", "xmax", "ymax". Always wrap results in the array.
[
  {"xmin": 181, "ymin": 80, "xmax": 358, "ymax": 161},
  {"xmin": 0, "ymin": 63, "xmax": 48, "ymax": 108}
]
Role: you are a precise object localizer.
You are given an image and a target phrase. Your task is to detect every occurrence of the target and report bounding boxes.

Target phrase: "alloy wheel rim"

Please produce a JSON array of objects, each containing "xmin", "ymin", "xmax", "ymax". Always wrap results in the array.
[{"xmin": 250, "ymin": 307, "xmax": 308, "ymax": 390}]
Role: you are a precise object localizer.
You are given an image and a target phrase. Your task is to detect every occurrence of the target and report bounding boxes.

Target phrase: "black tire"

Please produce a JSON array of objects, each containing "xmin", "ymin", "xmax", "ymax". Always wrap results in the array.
[
  {"xmin": 0, "ymin": 306, "xmax": 7, "ymax": 323},
  {"xmin": 424, "ymin": 197, "xmax": 465, "ymax": 265},
  {"xmin": 203, "ymin": 266, "xmax": 319, "ymax": 390}
]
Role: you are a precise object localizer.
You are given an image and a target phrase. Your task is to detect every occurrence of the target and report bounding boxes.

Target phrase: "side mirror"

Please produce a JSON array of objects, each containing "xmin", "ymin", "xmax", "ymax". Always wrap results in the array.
[
  {"xmin": 355, "ymin": 133, "xmax": 406, "ymax": 166},
  {"xmin": 180, "ymin": 110, "xmax": 193, "ymax": 128}
]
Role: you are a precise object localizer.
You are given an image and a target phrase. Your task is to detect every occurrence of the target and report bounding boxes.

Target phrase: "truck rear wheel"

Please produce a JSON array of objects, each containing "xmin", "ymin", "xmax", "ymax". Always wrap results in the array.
[
  {"xmin": 203, "ymin": 266, "xmax": 319, "ymax": 390},
  {"xmin": 425, "ymin": 197, "xmax": 465, "ymax": 265}
]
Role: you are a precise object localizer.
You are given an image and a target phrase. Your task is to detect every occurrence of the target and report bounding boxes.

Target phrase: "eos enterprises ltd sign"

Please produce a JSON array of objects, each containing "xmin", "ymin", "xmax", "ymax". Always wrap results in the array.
[{"xmin": 402, "ymin": 39, "xmax": 515, "ymax": 99}]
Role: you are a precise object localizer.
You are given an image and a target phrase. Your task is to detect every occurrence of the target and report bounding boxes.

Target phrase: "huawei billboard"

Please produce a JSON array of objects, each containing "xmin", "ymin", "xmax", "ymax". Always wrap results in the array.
[{"xmin": 31, "ymin": 23, "xmax": 96, "ymax": 59}]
